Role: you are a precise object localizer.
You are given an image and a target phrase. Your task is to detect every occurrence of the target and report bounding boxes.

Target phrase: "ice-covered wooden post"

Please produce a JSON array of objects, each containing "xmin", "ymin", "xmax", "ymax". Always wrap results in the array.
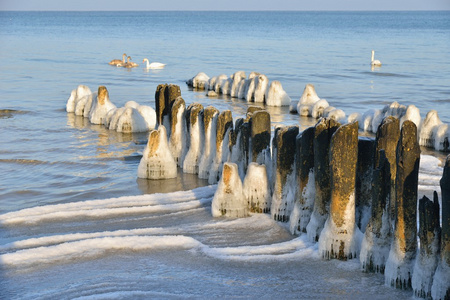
[
  {"xmin": 198, "ymin": 106, "xmax": 219, "ymax": 179},
  {"xmin": 412, "ymin": 192, "xmax": 441, "ymax": 298},
  {"xmin": 183, "ymin": 103, "xmax": 204, "ymax": 174},
  {"xmin": 243, "ymin": 162, "xmax": 271, "ymax": 213},
  {"xmin": 374, "ymin": 116, "xmax": 400, "ymax": 224},
  {"xmin": 360, "ymin": 149, "xmax": 391, "ymax": 273},
  {"xmin": 318, "ymin": 121, "xmax": 361, "ymax": 260},
  {"xmin": 250, "ymin": 110, "xmax": 271, "ymax": 164},
  {"xmin": 228, "ymin": 118, "xmax": 249, "ymax": 180},
  {"xmin": 168, "ymin": 96, "xmax": 187, "ymax": 167},
  {"xmin": 385, "ymin": 120, "xmax": 420, "ymax": 290},
  {"xmin": 355, "ymin": 137, "xmax": 375, "ymax": 232},
  {"xmin": 211, "ymin": 162, "xmax": 248, "ymax": 218},
  {"xmin": 271, "ymin": 126, "xmax": 299, "ymax": 222},
  {"xmin": 155, "ymin": 84, "xmax": 181, "ymax": 131},
  {"xmin": 431, "ymin": 154, "xmax": 450, "ymax": 300},
  {"xmin": 137, "ymin": 125, "xmax": 177, "ymax": 180},
  {"xmin": 89, "ymin": 86, "xmax": 117, "ymax": 125},
  {"xmin": 290, "ymin": 127, "xmax": 315, "ymax": 233},
  {"xmin": 307, "ymin": 117, "xmax": 340, "ymax": 242},
  {"xmin": 209, "ymin": 110, "xmax": 233, "ymax": 184},
  {"xmin": 155, "ymin": 84, "xmax": 167, "ymax": 125}
]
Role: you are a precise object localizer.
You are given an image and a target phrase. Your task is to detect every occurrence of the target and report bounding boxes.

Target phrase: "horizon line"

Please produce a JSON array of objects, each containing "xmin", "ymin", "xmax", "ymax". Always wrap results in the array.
[{"xmin": 1, "ymin": 9, "xmax": 449, "ymax": 12}]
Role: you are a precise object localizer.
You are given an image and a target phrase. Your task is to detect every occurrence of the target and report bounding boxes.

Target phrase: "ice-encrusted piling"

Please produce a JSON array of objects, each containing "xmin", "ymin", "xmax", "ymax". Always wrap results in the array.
[
  {"xmin": 250, "ymin": 110, "xmax": 271, "ymax": 163},
  {"xmin": 155, "ymin": 84, "xmax": 181, "ymax": 130},
  {"xmin": 254, "ymin": 74, "xmax": 269, "ymax": 103},
  {"xmin": 360, "ymin": 149, "xmax": 392, "ymax": 273},
  {"xmin": 307, "ymin": 117, "xmax": 340, "ymax": 242},
  {"xmin": 243, "ymin": 162, "xmax": 271, "ymax": 213},
  {"xmin": 168, "ymin": 97, "xmax": 187, "ymax": 166},
  {"xmin": 356, "ymin": 137, "xmax": 375, "ymax": 232},
  {"xmin": 211, "ymin": 162, "xmax": 248, "ymax": 218},
  {"xmin": 183, "ymin": 103, "xmax": 204, "ymax": 174},
  {"xmin": 137, "ymin": 125, "xmax": 177, "ymax": 179},
  {"xmin": 374, "ymin": 116, "xmax": 400, "ymax": 224},
  {"xmin": 209, "ymin": 110, "xmax": 233, "ymax": 184},
  {"xmin": 265, "ymin": 80, "xmax": 291, "ymax": 107},
  {"xmin": 89, "ymin": 86, "xmax": 117, "ymax": 125},
  {"xmin": 66, "ymin": 84, "xmax": 92, "ymax": 114},
  {"xmin": 291, "ymin": 127, "xmax": 315, "ymax": 233},
  {"xmin": 318, "ymin": 121, "xmax": 362, "ymax": 260},
  {"xmin": 231, "ymin": 71, "xmax": 246, "ymax": 98},
  {"xmin": 198, "ymin": 106, "xmax": 219, "ymax": 179},
  {"xmin": 431, "ymin": 154, "xmax": 450, "ymax": 300},
  {"xmin": 412, "ymin": 193, "xmax": 441, "ymax": 299},
  {"xmin": 165, "ymin": 84, "xmax": 182, "ymax": 134},
  {"xmin": 228, "ymin": 118, "xmax": 249, "ymax": 180},
  {"xmin": 186, "ymin": 72, "xmax": 210, "ymax": 90},
  {"xmin": 271, "ymin": 126, "xmax": 299, "ymax": 222},
  {"xmin": 155, "ymin": 84, "xmax": 167, "ymax": 125},
  {"xmin": 385, "ymin": 120, "xmax": 420, "ymax": 290},
  {"xmin": 115, "ymin": 107, "xmax": 148, "ymax": 133}
]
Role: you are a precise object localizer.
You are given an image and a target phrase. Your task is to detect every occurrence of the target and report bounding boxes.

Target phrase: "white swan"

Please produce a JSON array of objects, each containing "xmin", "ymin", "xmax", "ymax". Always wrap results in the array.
[
  {"xmin": 109, "ymin": 53, "xmax": 127, "ymax": 66},
  {"xmin": 143, "ymin": 58, "xmax": 166, "ymax": 69},
  {"xmin": 371, "ymin": 50, "xmax": 382, "ymax": 66}
]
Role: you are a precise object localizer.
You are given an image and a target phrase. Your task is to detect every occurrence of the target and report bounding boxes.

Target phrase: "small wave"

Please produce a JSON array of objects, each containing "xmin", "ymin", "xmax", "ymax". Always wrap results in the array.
[
  {"xmin": 0, "ymin": 185, "xmax": 217, "ymax": 225},
  {"xmin": 0, "ymin": 232, "xmax": 316, "ymax": 269}
]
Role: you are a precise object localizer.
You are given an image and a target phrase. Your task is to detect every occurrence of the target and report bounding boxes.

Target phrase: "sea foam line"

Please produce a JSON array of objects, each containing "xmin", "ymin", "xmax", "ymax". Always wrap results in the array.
[
  {"xmin": 0, "ymin": 234, "xmax": 317, "ymax": 268},
  {"xmin": 0, "ymin": 186, "xmax": 216, "ymax": 225}
]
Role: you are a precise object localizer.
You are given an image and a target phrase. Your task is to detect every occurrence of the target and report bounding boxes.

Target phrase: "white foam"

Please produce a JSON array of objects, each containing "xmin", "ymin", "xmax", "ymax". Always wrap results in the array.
[{"xmin": 0, "ymin": 185, "xmax": 217, "ymax": 226}]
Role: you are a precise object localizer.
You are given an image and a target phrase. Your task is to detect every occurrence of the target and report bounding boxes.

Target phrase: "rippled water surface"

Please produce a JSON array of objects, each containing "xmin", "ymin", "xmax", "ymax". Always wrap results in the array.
[{"xmin": 0, "ymin": 11, "xmax": 449, "ymax": 299}]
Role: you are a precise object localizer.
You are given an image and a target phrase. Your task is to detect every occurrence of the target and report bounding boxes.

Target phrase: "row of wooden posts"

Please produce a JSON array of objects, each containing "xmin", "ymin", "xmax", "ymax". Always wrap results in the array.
[{"xmin": 147, "ymin": 83, "xmax": 449, "ymax": 299}]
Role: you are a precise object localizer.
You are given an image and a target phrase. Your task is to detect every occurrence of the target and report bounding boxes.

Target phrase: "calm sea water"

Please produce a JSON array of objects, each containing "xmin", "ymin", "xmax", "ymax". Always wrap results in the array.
[{"xmin": 0, "ymin": 11, "xmax": 449, "ymax": 299}]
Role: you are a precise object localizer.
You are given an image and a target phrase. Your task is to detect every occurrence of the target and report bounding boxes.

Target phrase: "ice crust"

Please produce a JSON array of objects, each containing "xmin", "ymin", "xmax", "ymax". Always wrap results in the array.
[
  {"xmin": 318, "ymin": 193, "xmax": 363, "ymax": 260},
  {"xmin": 265, "ymin": 80, "xmax": 291, "ymax": 107},
  {"xmin": 243, "ymin": 163, "xmax": 271, "ymax": 213},
  {"xmin": 137, "ymin": 125, "xmax": 177, "ymax": 179},
  {"xmin": 211, "ymin": 162, "xmax": 248, "ymax": 218},
  {"xmin": 66, "ymin": 85, "xmax": 156, "ymax": 133},
  {"xmin": 198, "ymin": 113, "xmax": 218, "ymax": 179}
]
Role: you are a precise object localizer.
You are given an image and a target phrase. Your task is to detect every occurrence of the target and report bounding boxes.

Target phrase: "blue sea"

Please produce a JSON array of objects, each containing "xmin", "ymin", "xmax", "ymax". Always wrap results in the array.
[{"xmin": 0, "ymin": 11, "xmax": 449, "ymax": 299}]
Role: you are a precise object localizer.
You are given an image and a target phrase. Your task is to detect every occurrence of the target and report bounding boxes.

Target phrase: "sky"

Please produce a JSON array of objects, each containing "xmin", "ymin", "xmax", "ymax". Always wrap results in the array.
[{"xmin": 1, "ymin": 0, "xmax": 450, "ymax": 11}]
